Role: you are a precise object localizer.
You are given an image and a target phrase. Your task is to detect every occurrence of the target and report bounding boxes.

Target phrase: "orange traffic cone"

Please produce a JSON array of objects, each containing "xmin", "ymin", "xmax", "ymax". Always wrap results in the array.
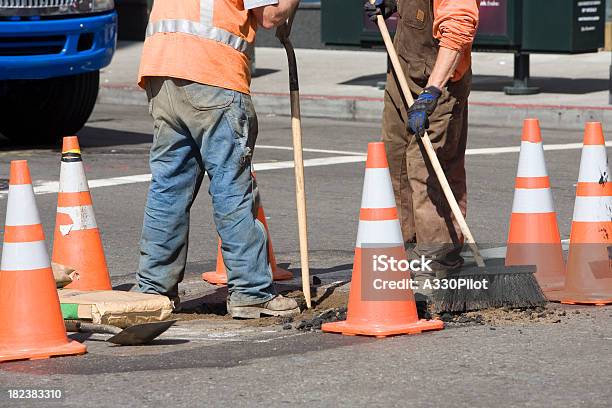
[
  {"xmin": 52, "ymin": 136, "xmax": 112, "ymax": 291},
  {"xmin": 0, "ymin": 161, "xmax": 86, "ymax": 362},
  {"xmin": 202, "ymin": 205, "xmax": 293, "ymax": 285},
  {"xmin": 556, "ymin": 122, "xmax": 612, "ymax": 305},
  {"xmin": 322, "ymin": 142, "xmax": 443, "ymax": 337},
  {"xmin": 506, "ymin": 119, "xmax": 565, "ymax": 296}
]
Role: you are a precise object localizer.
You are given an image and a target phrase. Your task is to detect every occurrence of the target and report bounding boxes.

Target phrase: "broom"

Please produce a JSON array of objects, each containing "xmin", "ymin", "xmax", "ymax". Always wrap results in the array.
[{"xmin": 369, "ymin": 2, "xmax": 546, "ymax": 312}]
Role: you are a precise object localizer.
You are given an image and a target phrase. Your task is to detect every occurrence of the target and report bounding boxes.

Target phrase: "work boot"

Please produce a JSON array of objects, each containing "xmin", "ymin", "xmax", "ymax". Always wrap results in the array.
[
  {"xmin": 412, "ymin": 273, "xmax": 435, "ymax": 319},
  {"xmin": 412, "ymin": 272, "xmax": 435, "ymax": 313},
  {"xmin": 169, "ymin": 296, "xmax": 181, "ymax": 313},
  {"xmin": 227, "ymin": 295, "xmax": 300, "ymax": 319}
]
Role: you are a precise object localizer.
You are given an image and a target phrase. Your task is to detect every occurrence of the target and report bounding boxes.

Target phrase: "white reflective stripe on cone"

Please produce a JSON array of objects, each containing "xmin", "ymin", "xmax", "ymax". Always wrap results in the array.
[
  {"xmin": 59, "ymin": 161, "xmax": 89, "ymax": 193},
  {"xmin": 356, "ymin": 220, "xmax": 404, "ymax": 248},
  {"xmin": 516, "ymin": 141, "xmax": 548, "ymax": 178},
  {"xmin": 5, "ymin": 184, "xmax": 41, "ymax": 227},
  {"xmin": 0, "ymin": 240, "xmax": 50, "ymax": 271},
  {"xmin": 511, "ymin": 188, "xmax": 555, "ymax": 213},
  {"xmin": 360, "ymin": 168, "xmax": 396, "ymax": 209},
  {"xmin": 577, "ymin": 146, "xmax": 610, "ymax": 183},
  {"xmin": 572, "ymin": 196, "xmax": 612, "ymax": 222},
  {"xmin": 57, "ymin": 205, "xmax": 98, "ymax": 235}
]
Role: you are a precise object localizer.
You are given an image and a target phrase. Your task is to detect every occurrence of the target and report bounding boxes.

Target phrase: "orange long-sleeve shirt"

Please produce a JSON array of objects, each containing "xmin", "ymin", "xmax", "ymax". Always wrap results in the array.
[{"xmin": 433, "ymin": 0, "xmax": 479, "ymax": 81}]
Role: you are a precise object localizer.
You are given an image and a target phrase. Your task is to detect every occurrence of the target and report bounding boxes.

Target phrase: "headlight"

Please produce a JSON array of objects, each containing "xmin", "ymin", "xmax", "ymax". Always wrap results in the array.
[
  {"xmin": 91, "ymin": 0, "xmax": 115, "ymax": 12},
  {"xmin": 71, "ymin": 0, "xmax": 116, "ymax": 14},
  {"xmin": 0, "ymin": 0, "xmax": 115, "ymax": 17}
]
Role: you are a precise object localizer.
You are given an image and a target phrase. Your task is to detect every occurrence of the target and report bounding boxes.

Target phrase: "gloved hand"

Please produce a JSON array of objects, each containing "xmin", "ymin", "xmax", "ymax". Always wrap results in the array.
[
  {"xmin": 364, "ymin": 0, "xmax": 397, "ymax": 22},
  {"xmin": 407, "ymin": 86, "xmax": 442, "ymax": 138}
]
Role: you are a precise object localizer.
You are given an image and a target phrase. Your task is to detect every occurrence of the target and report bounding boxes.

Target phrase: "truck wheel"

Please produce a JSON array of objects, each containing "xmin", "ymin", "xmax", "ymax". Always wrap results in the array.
[{"xmin": 0, "ymin": 71, "xmax": 99, "ymax": 145}]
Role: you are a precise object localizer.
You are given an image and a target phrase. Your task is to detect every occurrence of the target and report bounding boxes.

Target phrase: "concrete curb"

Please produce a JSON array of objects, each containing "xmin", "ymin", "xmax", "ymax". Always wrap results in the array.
[{"xmin": 98, "ymin": 84, "xmax": 612, "ymax": 130}]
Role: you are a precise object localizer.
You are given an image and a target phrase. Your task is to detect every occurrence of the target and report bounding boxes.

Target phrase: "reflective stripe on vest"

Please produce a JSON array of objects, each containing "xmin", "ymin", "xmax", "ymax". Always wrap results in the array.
[{"xmin": 146, "ymin": 0, "xmax": 250, "ymax": 53}]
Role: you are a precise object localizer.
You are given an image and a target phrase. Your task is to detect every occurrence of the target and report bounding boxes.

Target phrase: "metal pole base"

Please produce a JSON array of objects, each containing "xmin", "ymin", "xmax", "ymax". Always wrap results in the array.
[
  {"xmin": 505, "ymin": 53, "xmax": 540, "ymax": 95},
  {"xmin": 504, "ymin": 81, "xmax": 540, "ymax": 95}
]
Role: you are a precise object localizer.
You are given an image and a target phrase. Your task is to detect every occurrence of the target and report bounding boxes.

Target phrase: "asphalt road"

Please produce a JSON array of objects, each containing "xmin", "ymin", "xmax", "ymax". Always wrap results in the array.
[{"xmin": 0, "ymin": 104, "xmax": 610, "ymax": 407}]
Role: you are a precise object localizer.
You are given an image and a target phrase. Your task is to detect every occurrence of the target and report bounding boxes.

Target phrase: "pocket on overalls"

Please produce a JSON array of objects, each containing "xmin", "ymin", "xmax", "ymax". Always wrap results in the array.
[
  {"xmin": 181, "ymin": 81, "xmax": 235, "ymax": 111},
  {"xmin": 398, "ymin": 0, "xmax": 429, "ymax": 30},
  {"xmin": 398, "ymin": 54, "xmax": 429, "ymax": 91}
]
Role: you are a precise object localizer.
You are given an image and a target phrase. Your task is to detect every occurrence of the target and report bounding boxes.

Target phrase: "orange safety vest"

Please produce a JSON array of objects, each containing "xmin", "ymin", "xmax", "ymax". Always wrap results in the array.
[{"xmin": 138, "ymin": 0, "xmax": 257, "ymax": 94}]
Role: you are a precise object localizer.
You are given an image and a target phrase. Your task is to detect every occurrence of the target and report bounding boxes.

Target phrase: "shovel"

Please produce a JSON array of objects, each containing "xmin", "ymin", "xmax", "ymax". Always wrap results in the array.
[
  {"xmin": 276, "ymin": 9, "xmax": 312, "ymax": 309},
  {"xmin": 65, "ymin": 320, "xmax": 176, "ymax": 346}
]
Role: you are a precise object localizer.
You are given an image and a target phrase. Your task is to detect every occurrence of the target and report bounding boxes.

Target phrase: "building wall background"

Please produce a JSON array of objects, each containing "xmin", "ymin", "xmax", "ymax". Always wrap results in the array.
[{"xmin": 115, "ymin": 0, "xmax": 612, "ymax": 50}]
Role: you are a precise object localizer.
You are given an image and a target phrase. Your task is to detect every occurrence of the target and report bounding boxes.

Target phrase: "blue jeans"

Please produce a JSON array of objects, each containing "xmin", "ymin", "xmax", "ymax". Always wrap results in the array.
[{"xmin": 137, "ymin": 77, "xmax": 275, "ymax": 306}]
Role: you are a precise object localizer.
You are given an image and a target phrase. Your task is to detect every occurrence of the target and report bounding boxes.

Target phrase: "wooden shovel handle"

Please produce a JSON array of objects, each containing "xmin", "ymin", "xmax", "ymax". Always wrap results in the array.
[{"xmin": 277, "ymin": 12, "xmax": 312, "ymax": 308}]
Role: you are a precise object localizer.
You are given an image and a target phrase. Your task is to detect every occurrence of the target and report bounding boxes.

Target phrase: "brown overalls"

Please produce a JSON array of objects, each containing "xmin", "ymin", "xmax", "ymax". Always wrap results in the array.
[{"xmin": 382, "ymin": 0, "xmax": 472, "ymax": 273}]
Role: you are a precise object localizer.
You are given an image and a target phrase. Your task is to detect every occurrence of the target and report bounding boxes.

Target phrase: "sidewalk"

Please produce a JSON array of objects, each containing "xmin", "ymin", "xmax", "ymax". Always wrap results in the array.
[{"xmin": 100, "ymin": 42, "xmax": 612, "ymax": 130}]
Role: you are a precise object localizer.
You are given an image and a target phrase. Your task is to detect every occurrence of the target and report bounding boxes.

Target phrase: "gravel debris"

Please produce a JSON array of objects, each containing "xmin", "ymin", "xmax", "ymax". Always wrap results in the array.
[
  {"xmin": 294, "ymin": 307, "xmax": 347, "ymax": 332},
  {"xmin": 433, "ymin": 303, "xmax": 586, "ymax": 327}
]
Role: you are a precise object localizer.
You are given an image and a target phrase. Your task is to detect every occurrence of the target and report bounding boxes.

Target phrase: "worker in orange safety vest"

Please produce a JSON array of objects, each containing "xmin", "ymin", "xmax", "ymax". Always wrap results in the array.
[{"xmin": 136, "ymin": 0, "xmax": 301, "ymax": 319}]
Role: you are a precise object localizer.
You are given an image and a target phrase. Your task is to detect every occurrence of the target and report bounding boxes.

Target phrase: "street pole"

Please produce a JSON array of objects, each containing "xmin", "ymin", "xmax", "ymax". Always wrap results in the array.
[
  {"xmin": 504, "ymin": 52, "xmax": 540, "ymax": 95},
  {"xmin": 609, "ymin": 50, "xmax": 612, "ymax": 104}
]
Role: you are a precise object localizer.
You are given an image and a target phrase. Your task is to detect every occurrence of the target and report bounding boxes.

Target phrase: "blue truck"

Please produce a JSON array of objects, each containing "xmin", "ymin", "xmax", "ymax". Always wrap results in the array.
[{"xmin": 0, "ymin": 0, "xmax": 117, "ymax": 144}]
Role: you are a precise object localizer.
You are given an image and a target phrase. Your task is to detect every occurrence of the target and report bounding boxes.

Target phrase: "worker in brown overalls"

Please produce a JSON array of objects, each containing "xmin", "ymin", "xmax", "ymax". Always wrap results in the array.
[{"xmin": 365, "ymin": 0, "xmax": 479, "ymax": 301}]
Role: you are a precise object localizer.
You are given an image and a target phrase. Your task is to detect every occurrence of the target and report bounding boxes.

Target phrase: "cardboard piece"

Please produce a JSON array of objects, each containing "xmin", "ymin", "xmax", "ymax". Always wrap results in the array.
[
  {"xmin": 52, "ymin": 262, "xmax": 74, "ymax": 288},
  {"xmin": 58, "ymin": 289, "xmax": 173, "ymax": 328}
]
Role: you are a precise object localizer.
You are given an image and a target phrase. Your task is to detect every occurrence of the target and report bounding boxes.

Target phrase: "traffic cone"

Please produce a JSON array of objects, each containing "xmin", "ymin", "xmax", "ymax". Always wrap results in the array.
[
  {"xmin": 322, "ymin": 142, "xmax": 444, "ymax": 337},
  {"xmin": 201, "ymin": 205, "xmax": 293, "ymax": 285},
  {"xmin": 505, "ymin": 119, "xmax": 565, "ymax": 297},
  {"xmin": 0, "ymin": 161, "xmax": 86, "ymax": 362},
  {"xmin": 556, "ymin": 122, "xmax": 612, "ymax": 305},
  {"xmin": 52, "ymin": 136, "xmax": 112, "ymax": 291}
]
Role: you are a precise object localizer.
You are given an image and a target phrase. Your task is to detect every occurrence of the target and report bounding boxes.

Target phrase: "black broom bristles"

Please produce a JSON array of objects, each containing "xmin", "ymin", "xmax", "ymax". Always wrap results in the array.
[{"xmin": 431, "ymin": 260, "xmax": 547, "ymax": 313}]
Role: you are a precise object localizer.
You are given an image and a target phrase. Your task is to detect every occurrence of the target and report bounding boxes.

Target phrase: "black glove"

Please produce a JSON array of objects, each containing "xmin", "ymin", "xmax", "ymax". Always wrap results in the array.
[
  {"xmin": 407, "ymin": 86, "xmax": 442, "ymax": 138},
  {"xmin": 364, "ymin": 0, "xmax": 397, "ymax": 22}
]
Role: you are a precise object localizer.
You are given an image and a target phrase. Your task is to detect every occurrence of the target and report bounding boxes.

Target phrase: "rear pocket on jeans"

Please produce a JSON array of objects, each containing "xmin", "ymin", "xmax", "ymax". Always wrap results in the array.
[{"xmin": 181, "ymin": 81, "xmax": 235, "ymax": 111}]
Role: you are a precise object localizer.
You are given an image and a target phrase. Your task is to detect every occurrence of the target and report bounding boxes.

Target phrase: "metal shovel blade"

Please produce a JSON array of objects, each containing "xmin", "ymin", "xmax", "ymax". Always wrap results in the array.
[{"xmin": 107, "ymin": 320, "xmax": 177, "ymax": 346}]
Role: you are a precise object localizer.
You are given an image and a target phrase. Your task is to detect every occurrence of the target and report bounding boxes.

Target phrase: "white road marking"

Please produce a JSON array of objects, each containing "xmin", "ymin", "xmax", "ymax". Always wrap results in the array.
[
  {"xmin": 259, "ymin": 140, "xmax": 612, "ymax": 157},
  {"xmin": 257, "ymin": 145, "xmax": 365, "ymax": 156},
  {"xmin": 255, "ymin": 155, "xmax": 366, "ymax": 171},
  {"xmin": 0, "ymin": 156, "xmax": 366, "ymax": 198},
  {"xmin": 1, "ymin": 141, "xmax": 609, "ymax": 199},
  {"xmin": 466, "ymin": 141, "xmax": 612, "ymax": 156}
]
